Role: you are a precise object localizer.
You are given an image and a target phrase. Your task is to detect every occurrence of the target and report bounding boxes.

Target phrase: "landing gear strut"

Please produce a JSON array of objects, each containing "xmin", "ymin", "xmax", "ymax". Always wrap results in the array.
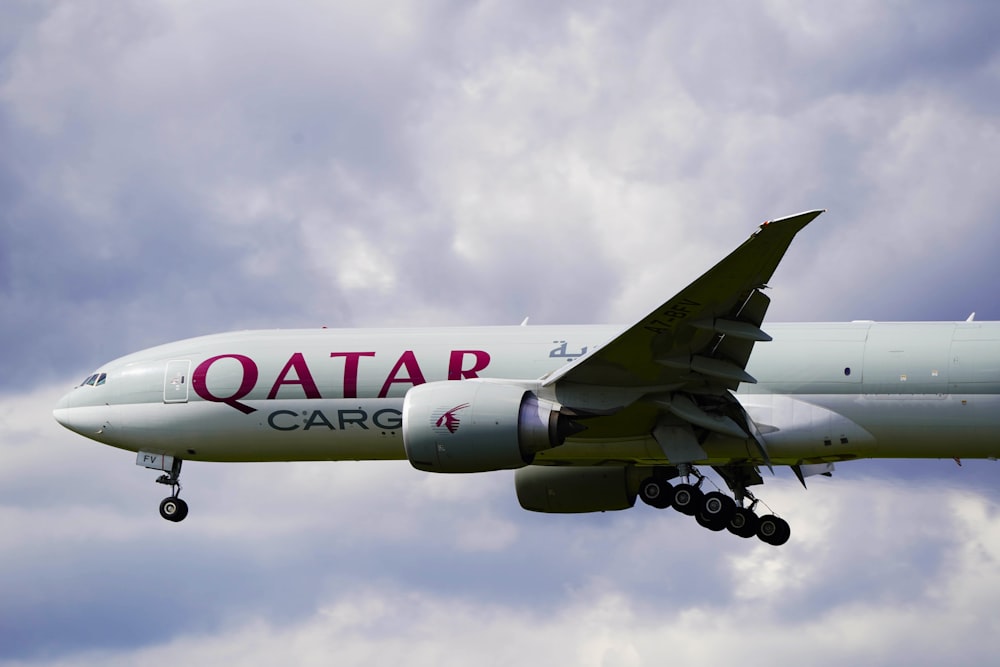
[
  {"xmin": 637, "ymin": 465, "xmax": 790, "ymax": 546},
  {"xmin": 155, "ymin": 458, "xmax": 188, "ymax": 522}
]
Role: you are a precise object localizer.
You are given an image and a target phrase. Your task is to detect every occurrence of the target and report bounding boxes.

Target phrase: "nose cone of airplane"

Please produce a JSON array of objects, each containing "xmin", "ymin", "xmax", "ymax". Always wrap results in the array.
[{"xmin": 53, "ymin": 390, "xmax": 114, "ymax": 441}]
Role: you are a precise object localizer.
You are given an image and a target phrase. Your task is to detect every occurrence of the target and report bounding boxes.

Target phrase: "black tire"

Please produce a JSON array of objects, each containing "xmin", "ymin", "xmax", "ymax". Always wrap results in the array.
[
  {"xmin": 772, "ymin": 517, "xmax": 790, "ymax": 545},
  {"xmin": 671, "ymin": 484, "xmax": 702, "ymax": 516},
  {"xmin": 159, "ymin": 497, "xmax": 189, "ymax": 522},
  {"xmin": 757, "ymin": 514, "xmax": 790, "ymax": 546},
  {"xmin": 638, "ymin": 477, "xmax": 674, "ymax": 509},
  {"xmin": 695, "ymin": 510, "xmax": 728, "ymax": 531},
  {"xmin": 699, "ymin": 491, "xmax": 736, "ymax": 524},
  {"xmin": 727, "ymin": 507, "xmax": 759, "ymax": 538}
]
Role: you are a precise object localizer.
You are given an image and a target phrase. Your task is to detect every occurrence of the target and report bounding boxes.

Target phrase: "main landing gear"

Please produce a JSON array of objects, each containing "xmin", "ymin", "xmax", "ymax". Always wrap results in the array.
[
  {"xmin": 638, "ymin": 469, "xmax": 790, "ymax": 546},
  {"xmin": 155, "ymin": 458, "xmax": 188, "ymax": 522}
]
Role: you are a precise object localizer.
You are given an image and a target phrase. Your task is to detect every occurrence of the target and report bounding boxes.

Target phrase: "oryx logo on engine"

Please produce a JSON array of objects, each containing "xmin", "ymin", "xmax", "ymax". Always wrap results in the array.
[{"xmin": 434, "ymin": 403, "xmax": 470, "ymax": 434}]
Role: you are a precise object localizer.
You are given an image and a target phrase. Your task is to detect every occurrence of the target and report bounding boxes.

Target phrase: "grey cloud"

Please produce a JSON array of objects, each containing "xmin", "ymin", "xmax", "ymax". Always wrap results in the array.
[{"xmin": 5, "ymin": 2, "xmax": 1000, "ymax": 663}]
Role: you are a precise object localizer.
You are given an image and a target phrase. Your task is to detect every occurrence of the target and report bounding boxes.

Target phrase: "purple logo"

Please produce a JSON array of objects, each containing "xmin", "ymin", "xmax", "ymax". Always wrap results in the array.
[{"xmin": 435, "ymin": 403, "xmax": 470, "ymax": 434}]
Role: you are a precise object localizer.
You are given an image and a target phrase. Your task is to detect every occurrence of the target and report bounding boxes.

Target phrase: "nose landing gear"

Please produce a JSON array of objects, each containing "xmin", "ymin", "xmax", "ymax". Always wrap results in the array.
[{"xmin": 154, "ymin": 457, "xmax": 188, "ymax": 522}]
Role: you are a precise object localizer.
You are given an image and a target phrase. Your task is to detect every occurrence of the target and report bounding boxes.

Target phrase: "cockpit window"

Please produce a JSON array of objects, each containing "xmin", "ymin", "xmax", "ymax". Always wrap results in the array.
[{"xmin": 80, "ymin": 373, "xmax": 107, "ymax": 387}]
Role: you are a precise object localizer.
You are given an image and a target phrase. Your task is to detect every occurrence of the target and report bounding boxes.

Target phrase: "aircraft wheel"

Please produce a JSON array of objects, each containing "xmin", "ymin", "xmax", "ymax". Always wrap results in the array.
[
  {"xmin": 699, "ymin": 491, "xmax": 736, "ymax": 524},
  {"xmin": 757, "ymin": 514, "xmax": 790, "ymax": 546},
  {"xmin": 727, "ymin": 507, "xmax": 759, "ymax": 538},
  {"xmin": 695, "ymin": 510, "xmax": 728, "ymax": 531},
  {"xmin": 671, "ymin": 484, "xmax": 702, "ymax": 516},
  {"xmin": 638, "ymin": 477, "xmax": 674, "ymax": 509},
  {"xmin": 159, "ymin": 497, "xmax": 189, "ymax": 522}
]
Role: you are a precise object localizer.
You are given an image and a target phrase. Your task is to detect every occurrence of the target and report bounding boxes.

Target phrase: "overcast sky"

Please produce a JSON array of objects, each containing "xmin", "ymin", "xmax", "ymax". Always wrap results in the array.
[{"xmin": 4, "ymin": 1, "xmax": 1000, "ymax": 665}]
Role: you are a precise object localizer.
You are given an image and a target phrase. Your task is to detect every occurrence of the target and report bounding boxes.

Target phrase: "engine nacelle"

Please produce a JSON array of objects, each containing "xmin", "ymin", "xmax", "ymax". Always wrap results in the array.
[
  {"xmin": 402, "ymin": 380, "xmax": 570, "ymax": 473},
  {"xmin": 515, "ymin": 466, "xmax": 637, "ymax": 513}
]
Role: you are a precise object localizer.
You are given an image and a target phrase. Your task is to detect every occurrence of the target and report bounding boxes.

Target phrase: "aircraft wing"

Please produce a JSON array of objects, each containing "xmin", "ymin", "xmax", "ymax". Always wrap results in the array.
[
  {"xmin": 544, "ymin": 210, "xmax": 822, "ymax": 393},
  {"xmin": 542, "ymin": 210, "xmax": 823, "ymax": 480}
]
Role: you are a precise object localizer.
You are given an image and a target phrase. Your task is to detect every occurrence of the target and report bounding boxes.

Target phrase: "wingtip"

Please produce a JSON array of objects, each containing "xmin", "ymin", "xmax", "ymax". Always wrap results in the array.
[
  {"xmin": 765, "ymin": 208, "xmax": 825, "ymax": 224},
  {"xmin": 758, "ymin": 209, "xmax": 825, "ymax": 233}
]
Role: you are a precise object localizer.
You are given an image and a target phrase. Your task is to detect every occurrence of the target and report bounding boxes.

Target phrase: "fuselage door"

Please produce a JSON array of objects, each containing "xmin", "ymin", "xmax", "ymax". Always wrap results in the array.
[{"xmin": 164, "ymin": 360, "xmax": 191, "ymax": 403}]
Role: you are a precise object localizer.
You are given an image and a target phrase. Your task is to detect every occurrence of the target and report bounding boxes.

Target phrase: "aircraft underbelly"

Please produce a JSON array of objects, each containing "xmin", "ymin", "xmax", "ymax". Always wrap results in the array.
[{"xmin": 857, "ymin": 393, "xmax": 1000, "ymax": 458}]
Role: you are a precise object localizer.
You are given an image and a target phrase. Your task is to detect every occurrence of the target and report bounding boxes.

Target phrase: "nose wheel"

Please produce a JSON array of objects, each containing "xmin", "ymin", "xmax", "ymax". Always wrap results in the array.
[
  {"xmin": 159, "ymin": 496, "xmax": 189, "ymax": 522},
  {"xmin": 154, "ymin": 457, "xmax": 188, "ymax": 522}
]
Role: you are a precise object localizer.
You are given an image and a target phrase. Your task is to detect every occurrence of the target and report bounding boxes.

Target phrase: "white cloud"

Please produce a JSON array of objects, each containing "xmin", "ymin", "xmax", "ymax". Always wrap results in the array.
[{"xmin": 5, "ymin": 479, "xmax": 1000, "ymax": 667}]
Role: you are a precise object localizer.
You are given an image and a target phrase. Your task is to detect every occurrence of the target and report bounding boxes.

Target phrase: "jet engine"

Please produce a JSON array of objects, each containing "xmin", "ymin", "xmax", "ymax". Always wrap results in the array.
[
  {"xmin": 402, "ymin": 380, "xmax": 578, "ymax": 473},
  {"xmin": 515, "ymin": 466, "xmax": 637, "ymax": 513}
]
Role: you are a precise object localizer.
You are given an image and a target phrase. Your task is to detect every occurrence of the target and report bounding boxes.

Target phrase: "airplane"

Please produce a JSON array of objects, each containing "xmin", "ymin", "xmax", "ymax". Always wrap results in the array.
[{"xmin": 52, "ymin": 209, "xmax": 1000, "ymax": 546}]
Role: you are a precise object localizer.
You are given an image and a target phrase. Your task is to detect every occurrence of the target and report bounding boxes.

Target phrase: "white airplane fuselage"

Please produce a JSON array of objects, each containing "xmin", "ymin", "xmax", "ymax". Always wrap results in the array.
[{"xmin": 53, "ymin": 320, "xmax": 1000, "ymax": 465}]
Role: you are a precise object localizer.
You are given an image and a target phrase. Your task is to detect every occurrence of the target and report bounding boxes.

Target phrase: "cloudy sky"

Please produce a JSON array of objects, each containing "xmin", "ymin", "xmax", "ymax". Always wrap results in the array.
[{"xmin": 4, "ymin": 1, "xmax": 1000, "ymax": 664}]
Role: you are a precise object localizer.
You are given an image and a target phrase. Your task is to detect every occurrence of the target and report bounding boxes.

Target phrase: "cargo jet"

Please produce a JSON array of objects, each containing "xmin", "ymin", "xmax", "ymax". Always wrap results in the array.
[{"xmin": 53, "ymin": 210, "xmax": 1000, "ymax": 545}]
